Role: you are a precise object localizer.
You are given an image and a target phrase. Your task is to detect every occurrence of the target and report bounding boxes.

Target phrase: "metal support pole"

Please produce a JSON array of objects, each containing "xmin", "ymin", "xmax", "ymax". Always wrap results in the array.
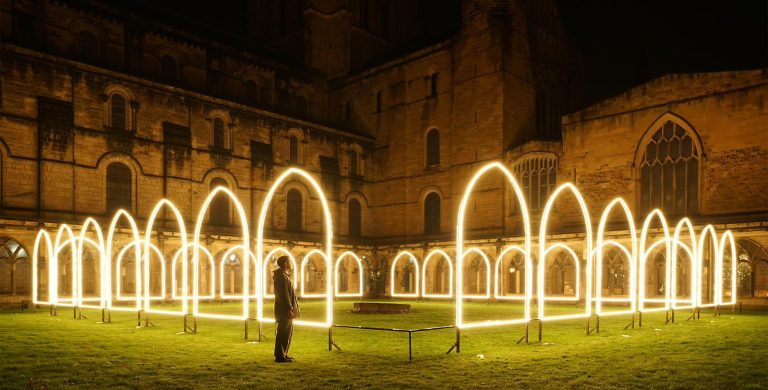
[
  {"xmin": 638, "ymin": 311, "xmax": 643, "ymax": 327},
  {"xmin": 244, "ymin": 320, "xmax": 248, "ymax": 341},
  {"xmin": 596, "ymin": 315, "xmax": 600, "ymax": 334},
  {"xmin": 456, "ymin": 328, "xmax": 460, "ymax": 353},
  {"xmin": 408, "ymin": 332, "xmax": 413, "ymax": 362},
  {"xmin": 328, "ymin": 327, "xmax": 332, "ymax": 352},
  {"xmin": 138, "ymin": 310, "xmax": 143, "ymax": 327},
  {"xmin": 538, "ymin": 319, "xmax": 543, "ymax": 342},
  {"xmin": 671, "ymin": 309, "xmax": 675, "ymax": 323}
]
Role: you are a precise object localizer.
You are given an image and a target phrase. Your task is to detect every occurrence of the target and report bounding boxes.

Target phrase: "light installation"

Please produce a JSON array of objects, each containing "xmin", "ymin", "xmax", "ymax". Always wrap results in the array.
[
  {"xmin": 263, "ymin": 247, "xmax": 298, "ymax": 299},
  {"xmin": 29, "ymin": 163, "xmax": 739, "ymax": 348},
  {"xmin": 334, "ymin": 251, "xmax": 364, "ymax": 297},
  {"xmin": 422, "ymin": 249, "xmax": 453, "ymax": 298},
  {"xmin": 217, "ymin": 244, "xmax": 258, "ymax": 299},
  {"xmin": 390, "ymin": 251, "xmax": 420, "ymax": 298}
]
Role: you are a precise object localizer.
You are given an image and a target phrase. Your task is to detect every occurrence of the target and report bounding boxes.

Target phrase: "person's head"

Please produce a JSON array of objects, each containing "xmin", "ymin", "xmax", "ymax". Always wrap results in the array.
[{"xmin": 276, "ymin": 256, "xmax": 292, "ymax": 272}]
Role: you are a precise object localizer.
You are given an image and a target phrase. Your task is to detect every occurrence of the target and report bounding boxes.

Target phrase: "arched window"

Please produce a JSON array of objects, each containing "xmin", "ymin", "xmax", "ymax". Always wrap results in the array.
[
  {"xmin": 603, "ymin": 250, "xmax": 627, "ymax": 295},
  {"xmin": 512, "ymin": 155, "xmax": 557, "ymax": 210},
  {"xmin": 212, "ymin": 118, "xmax": 225, "ymax": 149},
  {"xmin": 349, "ymin": 149, "xmax": 359, "ymax": 176},
  {"xmin": 209, "ymin": 178, "xmax": 231, "ymax": 226},
  {"xmin": 426, "ymin": 128, "xmax": 440, "ymax": 167},
  {"xmin": 424, "ymin": 192, "xmax": 441, "ymax": 235},
  {"xmin": 110, "ymin": 94, "xmax": 127, "ymax": 130},
  {"xmin": 106, "ymin": 162, "xmax": 132, "ymax": 214},
  {"xmin": 160, "ymin": 55, "xmax": 178, "ymax": 83},
  {"xmin": 289, "ymin": 135, "xmax": 299, "ymax": 163},
  {"xmin": 639, "ymin": 120, "xmax": 699, "ymax": 216},
  {"xmin": 244, "ymin": 80, "xmax": 258, "ymax": 105},
  {"xmin": 75, "ymin": 31, "xmax": 99, "ymax": 64},
  {"xmin": 287, "ymin": 189, "xmax": 302, "ymax": 232},
  {"xmin": 348, "ymin": 198, "xmax": 361, "ymax": 238}
]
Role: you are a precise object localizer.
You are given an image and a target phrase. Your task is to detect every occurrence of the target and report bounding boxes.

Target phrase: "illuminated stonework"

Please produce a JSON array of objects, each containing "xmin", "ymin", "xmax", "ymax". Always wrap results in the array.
[{"xmin": 31, "ymin": 164, "xmax": 738, "ymax": 337}]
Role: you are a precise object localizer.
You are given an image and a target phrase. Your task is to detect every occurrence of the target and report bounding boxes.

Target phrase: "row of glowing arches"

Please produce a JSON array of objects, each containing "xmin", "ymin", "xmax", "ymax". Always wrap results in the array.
[{"xmin": 32, "ymin": 163, "xmax": 736, "ymax": 333}]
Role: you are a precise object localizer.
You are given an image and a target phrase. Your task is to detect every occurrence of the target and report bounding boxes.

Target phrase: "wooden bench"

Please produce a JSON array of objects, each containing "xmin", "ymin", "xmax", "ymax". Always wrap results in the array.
[{"xmin": 352, "ymin": 302, "xmax": 410, "ymax": 314}]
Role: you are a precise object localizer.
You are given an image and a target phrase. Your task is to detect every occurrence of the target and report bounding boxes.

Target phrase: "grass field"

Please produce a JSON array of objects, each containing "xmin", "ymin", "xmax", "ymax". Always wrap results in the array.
[{"xmin": 0, "ymin": 300, "xmax": 766, "ymax": 389}]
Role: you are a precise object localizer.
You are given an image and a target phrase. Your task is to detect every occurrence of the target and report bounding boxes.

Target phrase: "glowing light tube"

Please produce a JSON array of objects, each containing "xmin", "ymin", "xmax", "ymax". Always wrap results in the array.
[
  {"xmin": 115, "ymin": 242, "xmax": 166, "ymax": 302},
  {"xmin": 456, "ymin": 162, "xmax": 531, "ymax": 329},
  {"xmin": 461, "ymin": 247, "xmax": 491, "ymax": 300},
  {"xmin": 256, "ymin": 168, "xmax": 333, "ymax": 328},
  {"xmin": 671, "ymin": 218, "xmax": 698, "ymax": 310},
  {"xmin": 300, "ymin": 249, "xmax": 331, "ymax": 299},
  {"xmin": 263, "ymin": 247, "xmax": 298, "ymax": 299},
  {"xmin": 334, "ymin": 251, "xmax": 364, "ymax": 298},
  {"xmin": 53, "ymin": 224, "xmax": 78, "ymax": 307},
  {"xmin": 32, "ymin": 229, "xmax": 54, "ymax": 306},
  {"xmin": 719, "ymin": 230, "xmax": 737, "ymax": 306},
  {"xmin": 422, "ymin": 249, "xmax": 453, "ymax": 299},
  {"xmin": 594, "ymin": 198, "xmax": 637, "ymax": 317},
  {"xmin": 538, "ymin": 183, "xmax": 592, "ymax": 322},
  {"xmin": 105, "ymin": 210, "xmax": 143, "ymax": 313},
  {"xmin": 143, "ymin": 200, "xmax": 188, "ymax": 317},
  {"xmin": 192, "ymin": 186, "xmax": 251, "ymax": 321},
  {"xmin": 390, "ymin": 251, "xmax": 420, "ymax": 298},
  {"xmin": 75, "ymin": 218, "xmax": 106, "ymax": 310},
  {"xmin": 696, "ymin": 225, "xmax": 721, "ymax": 308},
  {"xmin": 637, "ymin": 210, "xmax": 671, "ymax": 314}
]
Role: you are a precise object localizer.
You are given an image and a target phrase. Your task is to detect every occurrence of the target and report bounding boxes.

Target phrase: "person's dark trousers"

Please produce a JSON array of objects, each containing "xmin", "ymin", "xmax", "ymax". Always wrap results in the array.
[{"xmin": 274, "ymin": 318, "xmax": 294, "ymax": 359}]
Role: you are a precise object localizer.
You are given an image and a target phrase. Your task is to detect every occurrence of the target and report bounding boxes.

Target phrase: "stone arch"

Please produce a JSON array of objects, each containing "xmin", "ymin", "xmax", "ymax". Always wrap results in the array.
[
  {"xmin": 736, "ymin": 238, "xmax": 768, "ymax": 298},
  {"xmin": 422, "ymin": 249, "xmax": 453, "ymax": 298},
  {"xmin": 0, "ymin": 237, "xmax": 30, "ymax": 295},
  {"xmin": 390, "ymin": 251, "xmax": 420, "ymax": 297},
  {"xmin": 334, "ymin": 251, "xmax": 364, "ymax": 297},
  {"xmin": 344, "ymin": 191, "xmax": 368, "ymax": 238}
]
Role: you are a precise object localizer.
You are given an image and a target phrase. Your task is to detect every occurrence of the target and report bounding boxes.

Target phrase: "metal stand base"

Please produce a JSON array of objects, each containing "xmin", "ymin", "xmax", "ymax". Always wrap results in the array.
[
  {"xmin": 587, "ymin": 314, "xmax": 600, "ymax": 335},
  {"xmin": 244, "ymin": 320, "xmax": 262, "ymax": 342},
  {"xmin": 183, "ymin": 314, "xmax": 197, "ymax": 333},
  {"xmin": 101, "ymin": 308, "xmax": 111, "ymax": 323},
  {"xmin": 446, "ymin": 328, "xmax": 460, "ymax": 354},
  {"xmin": 516, "ymin": 321, "xmax": 530, "ymax": 344},
  {"xmin": 328, "ymin": 328, "xmax": 341, "ymax": 352},
  {"xmin": 50, "ymin": 305, "xmax": 57, "ymax": 317}
]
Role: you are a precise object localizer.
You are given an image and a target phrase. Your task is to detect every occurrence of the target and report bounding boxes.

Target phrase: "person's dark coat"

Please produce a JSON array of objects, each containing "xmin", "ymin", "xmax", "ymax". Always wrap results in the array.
[{"xmin": 273, "ymin": 268, "xmax": 299, "ymax": 320}]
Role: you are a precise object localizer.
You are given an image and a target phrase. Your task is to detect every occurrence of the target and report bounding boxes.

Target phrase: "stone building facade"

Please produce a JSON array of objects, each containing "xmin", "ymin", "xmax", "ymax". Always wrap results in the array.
[{"xmin": 0, "ymin": 0, "xmax": 765, "ymax": 307}]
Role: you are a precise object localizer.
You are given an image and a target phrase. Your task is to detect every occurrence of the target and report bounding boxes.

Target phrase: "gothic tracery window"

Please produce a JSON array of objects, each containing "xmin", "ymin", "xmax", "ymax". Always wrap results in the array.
[
  {"xmin": 640, "ymin": 120, "xmax": 699, "ymax": 216},
  {"xmin": 512, "ymin": 155, "xmax": 557, "ymax": 210}
]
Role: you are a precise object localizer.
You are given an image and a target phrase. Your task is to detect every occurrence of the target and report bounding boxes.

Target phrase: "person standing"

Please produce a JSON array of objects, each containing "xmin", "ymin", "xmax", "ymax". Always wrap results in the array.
[{"xmin": 273, "ymin": 255, "xmax": 299, "ymax": 363}]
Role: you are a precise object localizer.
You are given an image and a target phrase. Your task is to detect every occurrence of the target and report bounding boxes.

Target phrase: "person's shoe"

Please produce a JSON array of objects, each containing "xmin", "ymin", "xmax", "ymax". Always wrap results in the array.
[
  {"xmin": 285, "ymin": 356, "xmax": 295, "ymax": 362},
  {"xmin": 274, "ymin": 357, "xmax": 292, "ymax": 363}
]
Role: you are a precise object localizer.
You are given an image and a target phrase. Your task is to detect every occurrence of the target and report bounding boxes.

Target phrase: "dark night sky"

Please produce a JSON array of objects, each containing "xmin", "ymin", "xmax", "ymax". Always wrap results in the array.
[{"xmin": 137, "ymin": 1, "xmax": 767, "ymax": 110}]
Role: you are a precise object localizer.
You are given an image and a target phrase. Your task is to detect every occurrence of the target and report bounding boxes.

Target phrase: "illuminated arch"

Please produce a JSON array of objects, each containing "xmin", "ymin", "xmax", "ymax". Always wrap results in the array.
[
  {"xmin": 144, "ymin": 200, "xmax": 189, "ymax": 317},
  {"xmin": 300, "ymin": 249, "xmax": 330, "ymax": 298},
  {"xmin": 192, "ymin": 186, "xmax": 250, "ymax": 320},
  {"xmin": 53, "ymin": 225, "xmax": 79, "ymax": 307},
  {"xmin": 494, "ymin": 245, "xmax": 530, "ymax": 301},
  {"xmin": 263, "ymin": 247, "xmax": 298, "ymax": 299},
  {"xmin": 462, "ymin": 248, "xmax": 491, "ymax": 300},
  {"xmin": 390, "ymin": 251, "xmax": 420, "ymax": 298},
  {"xmin": 114, "ymin": 242, "xmax": 165, "ymax": 302},
  {"xmin": 422, "ymin": 249, "xmax": 453, "ymax": 299},
  {"xmin": 104, "ymin": 210, "xmax": 143, "ymax": 312},
  {"xmin": 334, "ymin": 251, "xmax": 364, "ymax": 297},
  {"xmin": 594, "ymin": 198, "xmax": 637, "ymax": 316},
  {"xmin": 719, "ymin": 230, "xmax": 737, "ymax": 306},
  {"xmin": 592, "ymin": 240, "xmax": 635, "ymax": 317},
  {"xmin": 257, "ymin": 167, "xmax": 333, "ymax": 328},
  {"xmin": 456, "ymin": 162, "xmax": 532, "ymax": 329},
  {"xmin": 217, "ymin": 245, "xmax": 258, "ymax": 299},
  {"xmin": 32, "ymin": 229, "xmax": 54, "ymax": 306},
  {"xmin": 672, "ymin": 218, "xmax": 698, "ymax": 310},
  {"xmin": 696, "ymin": 225, "xmax": 721, "ymax": 308},
  {"xmin": 538, "ymin": 183, "xmax": 592, "ymax": 321},
  {"xmin": 76, "ymin": 218, "xmax": 106, "ymax": 309},
  {"xmin": 638, "ymin": 209, "xmax": 671, "ymax": 313}
]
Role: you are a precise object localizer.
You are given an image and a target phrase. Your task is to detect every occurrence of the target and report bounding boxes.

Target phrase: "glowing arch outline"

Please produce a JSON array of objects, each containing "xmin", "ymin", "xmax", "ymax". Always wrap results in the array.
[
  {"xmin": 390, "ymin": 250, "xmax": 420, "ymax": 298},
  {"xmin": 422, "ymin": 249, "xmax": 453, "ymax": 299},
  {"xmin": 263, "ymin": 247, "xmax": 299, "ymax": 299},
  {"xmin": 334, "ymin": 251, "xmax": 364, "ymax": 298},
  {"xmin": 462, "ymin": 247, "xmax": 491, "ymax": 300}
]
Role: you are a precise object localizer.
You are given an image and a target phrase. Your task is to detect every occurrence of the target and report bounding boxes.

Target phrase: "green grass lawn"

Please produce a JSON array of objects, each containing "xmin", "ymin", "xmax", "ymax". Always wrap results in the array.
[{"xmin": 1, "ymin": 300, "xmax": 766, "ymax": 389}]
